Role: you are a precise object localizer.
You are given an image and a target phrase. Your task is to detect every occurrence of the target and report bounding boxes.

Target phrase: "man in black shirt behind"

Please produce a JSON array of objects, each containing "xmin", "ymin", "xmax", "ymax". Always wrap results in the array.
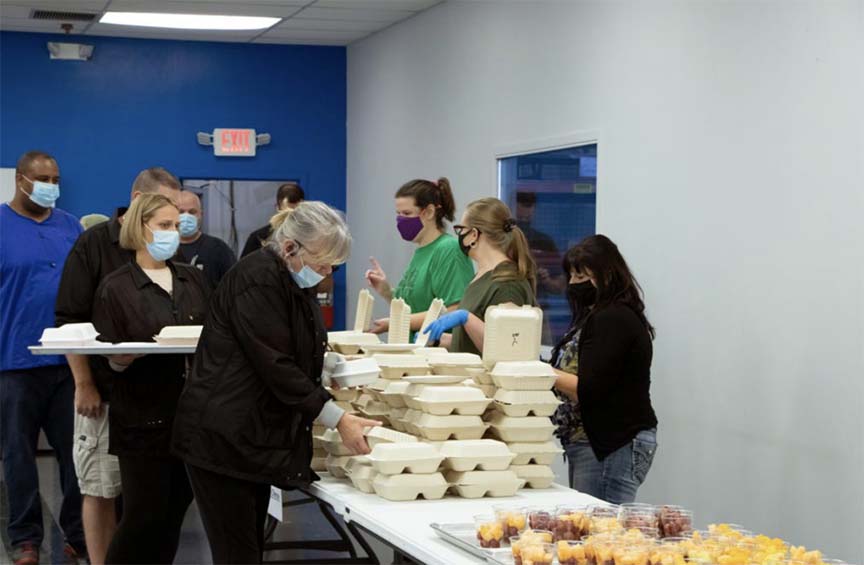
[
  {"xmin": 55, "ymin": 167, "xmax": 181, "ymax": 565},
  {"xmin": 240, "ymin": 182, "xmax": 304, "ymax": 258},
  {"xmin": 177, "ymin": 191, "xmax": 236, "ymax": 289}
]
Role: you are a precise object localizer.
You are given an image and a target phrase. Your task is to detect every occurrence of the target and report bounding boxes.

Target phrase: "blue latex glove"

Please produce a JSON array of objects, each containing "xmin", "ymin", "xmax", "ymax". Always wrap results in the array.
[{"xmin": 421, "ymin": 309, "xmax": 469, "ymax": 342}]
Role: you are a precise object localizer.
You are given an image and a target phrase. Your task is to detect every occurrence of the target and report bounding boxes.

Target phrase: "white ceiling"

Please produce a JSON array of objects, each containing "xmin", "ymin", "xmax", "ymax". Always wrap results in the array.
[{"xmin": 0, "ymin": 0, "xmax": 443, "ymax": 45}]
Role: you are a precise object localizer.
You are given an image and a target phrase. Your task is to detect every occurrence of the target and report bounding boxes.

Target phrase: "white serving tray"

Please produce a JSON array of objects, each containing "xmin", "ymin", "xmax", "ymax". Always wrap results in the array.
[
  {"xmin": 372, "ymin": 472, "xmax": 448, "ymax": 501},
  {"xmin": 368, "ymin": 443, "xmax": 444, "ymax": 475},
  {"xmin": 505, "ymin": 442, "xmax": 563, "ymax": 466},
  {"xmin": 493, "ymin": 390, "xmax": 562, "ymax": 417},
  {"xmin": 362, "ymin": 343, "xmax": 422, "ymax": 354},
  {"xmin": 30, "ymin": 342, "xmax": 196, "ymax": 355},
  {"xmin": 439, "ymin": 439, "xmax": 514, "ymax": 472},
  {"xmin": 486, "ymin": 414, "xmax": 556, "ymax": 443},
  {"xmin": 510, "ymin": 464, "xmax": 555, "ymax": 489}
]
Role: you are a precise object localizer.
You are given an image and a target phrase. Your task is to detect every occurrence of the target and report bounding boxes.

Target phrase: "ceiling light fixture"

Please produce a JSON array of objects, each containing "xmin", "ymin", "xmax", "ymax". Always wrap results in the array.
[{"xmin": 99, "ymin": 12, "xmax": 280, "ymax": 31}]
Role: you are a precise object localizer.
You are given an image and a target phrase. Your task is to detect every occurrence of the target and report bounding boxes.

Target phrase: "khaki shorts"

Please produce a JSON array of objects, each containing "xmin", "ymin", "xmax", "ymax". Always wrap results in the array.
[{"xmin": 73, "ymin": 407, "xmax": 122, "ymax": 499}]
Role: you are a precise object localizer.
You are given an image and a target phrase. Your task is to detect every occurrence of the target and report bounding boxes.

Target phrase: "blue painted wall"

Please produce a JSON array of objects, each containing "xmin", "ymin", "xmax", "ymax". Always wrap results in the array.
[{"xmin": 0, "ymin": 31, "xmax": 348, "ymax": 328}]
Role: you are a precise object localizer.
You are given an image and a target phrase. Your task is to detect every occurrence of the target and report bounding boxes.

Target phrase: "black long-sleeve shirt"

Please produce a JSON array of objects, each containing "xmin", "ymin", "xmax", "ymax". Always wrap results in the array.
[{"xmin": 577, "ymin": 303, "xmax": 657, "ymax": 460}]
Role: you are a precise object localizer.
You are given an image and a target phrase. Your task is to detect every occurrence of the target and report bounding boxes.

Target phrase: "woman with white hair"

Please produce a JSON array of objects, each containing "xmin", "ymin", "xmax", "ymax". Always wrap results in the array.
[{"xmin": 171, "ymin": 201, "xmax": 378, "ymax": 564}]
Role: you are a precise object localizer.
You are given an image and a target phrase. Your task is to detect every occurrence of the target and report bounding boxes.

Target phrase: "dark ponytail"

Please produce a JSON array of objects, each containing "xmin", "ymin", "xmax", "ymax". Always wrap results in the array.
[{"xmin": 395, "ymin": 177, "xmax": 456, "ymax": 229}]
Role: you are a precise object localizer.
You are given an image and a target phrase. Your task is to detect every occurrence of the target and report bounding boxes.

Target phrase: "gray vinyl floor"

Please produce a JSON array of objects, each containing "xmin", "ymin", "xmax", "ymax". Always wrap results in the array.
[{"xmin": 1, "ymin": 454, "xmax": 398, "ymax": 565}]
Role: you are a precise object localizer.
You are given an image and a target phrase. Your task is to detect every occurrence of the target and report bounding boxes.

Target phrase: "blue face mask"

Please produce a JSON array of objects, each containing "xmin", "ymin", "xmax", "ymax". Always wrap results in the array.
[
  {"xmin": 21, "ymin": 176, "xmax": 60, "ymax": 208},
  {"xmin": 287, "ymin": 245, "xmax": 325, "ymax": 289},
  {"xmin": 178, "ymin": 213, "xmax": 199, "ymax": 237},
  {"xmin": 145, "ymin": 225, "xmax": 180, "ymax": 261}
]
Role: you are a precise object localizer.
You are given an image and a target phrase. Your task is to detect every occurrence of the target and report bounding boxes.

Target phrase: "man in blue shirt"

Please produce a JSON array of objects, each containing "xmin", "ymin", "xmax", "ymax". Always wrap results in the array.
[{"xmin": 0, "ymin": 151, "xmax": 86, "ymax": 565}]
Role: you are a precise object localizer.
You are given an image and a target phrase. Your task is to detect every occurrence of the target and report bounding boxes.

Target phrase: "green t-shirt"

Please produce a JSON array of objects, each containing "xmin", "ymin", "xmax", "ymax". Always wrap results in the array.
[
  {"xmin": 393, "ymin": 234, "xmax": 475, "ymax": 316},
  {"xmin": 450, "ymin": 262, "xmax": 537, "ymax": 355}
]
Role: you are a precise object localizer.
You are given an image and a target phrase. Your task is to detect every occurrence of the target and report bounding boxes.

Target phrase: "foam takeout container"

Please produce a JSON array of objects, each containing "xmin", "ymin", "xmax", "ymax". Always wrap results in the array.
[
  {"xmin": 426, "ymin": 353, "xmax": 484, "ymax": 376},
  {"xmin": 445, "ymin": 470, "xmax": 524, "ymax": 499},
  {"xmin": 372, "ymin": 473, "xmax": 448, "ymax": 501},
  {"xmin": 153, "ymin": 325, "xmax": 203, "ymax": 346},
  {"xmin": 331, "ymin": 358, "xmax": 380, "ymax": 388},
  {"xmin": 39, "ymin": 323, "xmax": 100, "ymax": 347},
  {"xmin": 412, "ymin": 413, "xmax": 489, "ymax": 441},
  {"xmin": 367, "ymin": 443, "xmax": 444, "ymax": 475},
  {"xmin": 412, "ymin": 386, "xmax": 492, "ymax": 416},
  {"xmin": 482, "ymin": 305, "xmax": 543, "ymax": 369},
  {"xmin": 510, "ymin": 464, "xmax": 555, "ymax": 489},
  {"xmin": 344, "ymin": 455, "xmax": 378, "ymax": 493},
  {"xmin": 490, "ymin": 361, "xmax": 557, "ymax": 391},
  {"xmin": 438, "ymin": 439, "xmax": 515, "ymax": 472},
  {"xmin": 507, "ymin": 441, "xmax": 563, "ymax": 466},
  {"xmin": 486, "ymin": 413, "xmax": 556, "ymax": 443},
  {"xmin": 493, "ymin": 390, "xmax": 562, "ymax": 417},
  {"xmin": 372, "ymin": 354, "xmax": 430, "ymax": 379},
  {"xmin": 364, "ymin": 426, "xmax": 419, "ymax": 448}
]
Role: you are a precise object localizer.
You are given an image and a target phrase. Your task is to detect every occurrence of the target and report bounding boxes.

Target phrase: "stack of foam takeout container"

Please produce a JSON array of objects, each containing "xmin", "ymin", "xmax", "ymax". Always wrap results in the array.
[{"xmin": 471, "ymin": 305, "xmax": 563, "ymax": 490}]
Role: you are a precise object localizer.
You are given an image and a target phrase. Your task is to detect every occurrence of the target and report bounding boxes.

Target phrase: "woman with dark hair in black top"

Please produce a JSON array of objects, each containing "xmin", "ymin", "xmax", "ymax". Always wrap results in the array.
[{"xmin": 551, "ymin": 234, "xmax": 658, "ymax": 504}]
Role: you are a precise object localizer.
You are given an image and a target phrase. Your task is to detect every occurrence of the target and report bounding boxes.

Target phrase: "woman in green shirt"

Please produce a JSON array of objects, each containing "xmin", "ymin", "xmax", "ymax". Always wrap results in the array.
[
  {"xmin": 365, "ymin": 178, "xmax": 475, "ymax": 334},
  {"xmin": 422, "ymin": 198, "xmax": 538, "ymax": 354}
]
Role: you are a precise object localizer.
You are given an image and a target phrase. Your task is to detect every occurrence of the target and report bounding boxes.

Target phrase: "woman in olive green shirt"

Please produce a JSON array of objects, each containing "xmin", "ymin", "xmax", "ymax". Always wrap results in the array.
[
  {"xmin": 422, "ymin": 198, "xmax": 538, "ymax": 355},
  {"xmin": 365, "ymin": 178, "xmax": 475, "ymax": 334}
]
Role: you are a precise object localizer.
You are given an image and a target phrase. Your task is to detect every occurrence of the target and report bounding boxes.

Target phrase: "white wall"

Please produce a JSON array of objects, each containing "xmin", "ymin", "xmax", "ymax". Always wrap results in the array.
[{"xmin": 347, "ymin": 0, "xmax": 864, "ymax": 559}]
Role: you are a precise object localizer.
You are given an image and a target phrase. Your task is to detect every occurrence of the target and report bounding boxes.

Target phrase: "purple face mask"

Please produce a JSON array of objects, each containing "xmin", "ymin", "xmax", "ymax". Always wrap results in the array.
[{"xmin": 396, "ymin": 215, "xmax": 424, "ymax": 242}]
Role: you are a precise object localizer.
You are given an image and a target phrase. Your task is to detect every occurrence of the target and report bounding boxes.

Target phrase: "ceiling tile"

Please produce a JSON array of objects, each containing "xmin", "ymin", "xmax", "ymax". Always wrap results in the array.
[
  {"xmin": 261, "ymin": 27, "xmax": 367, "ymax": 40},
  {"xmin": 253, "ymin": 36, "xmax": 352, "ymax": 45},
  {"xmin": 294, "ymin": 6, "xmax": 414, "ymax": 22},
  {"xmin": 1, "ymin": 18, "xmax": 83, "ymax": 32},
  {"xmin": 275, "ymin": 17, "xmax": 382, "ymax": 32},
  {"xmin": 1, "ymin": 0, "xmax": 106, "ymax": 10},
  {"xmin": 105, "ymin": 0, "xmax": 304, "ymax": 18},
  {"xmin": 312, "ymin": 0, "xmax": 439, "ymax": 10}
]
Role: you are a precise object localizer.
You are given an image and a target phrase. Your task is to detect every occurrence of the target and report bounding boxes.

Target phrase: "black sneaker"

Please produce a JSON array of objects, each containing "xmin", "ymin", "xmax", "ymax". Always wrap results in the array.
[{"xmin": 11, "ymin": 542, "xmax": 39, "ymax": 565}]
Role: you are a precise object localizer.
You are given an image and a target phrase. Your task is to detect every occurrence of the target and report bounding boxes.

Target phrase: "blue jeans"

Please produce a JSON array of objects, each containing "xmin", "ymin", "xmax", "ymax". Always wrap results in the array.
[
  {"xmin": 565, "ymin": 428, "xmax": 657, "ymax": 505},
  {"xmin": 0, "ymin": 366, "xmax": 84, "ymax": 548}
]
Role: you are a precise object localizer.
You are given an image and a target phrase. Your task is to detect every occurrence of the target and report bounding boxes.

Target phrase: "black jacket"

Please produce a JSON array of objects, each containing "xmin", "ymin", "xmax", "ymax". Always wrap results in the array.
[
  {"xmin": 56, "ymin": 218, "xmax": 135, "ymax": 400},
  {"xmin": 92, "ymin": 260, "xmax": 210, "ymax": 457},
  {"xmin": 577, "ymin": 303, "xmax": 658, "ymax": 460},
  {"xmin": 171, "ymin": 248, "xmax": 331, "ymax": 488},
  {"xmin": 240, "ymin": 224, "xmax": 271, "ymax": 258}
]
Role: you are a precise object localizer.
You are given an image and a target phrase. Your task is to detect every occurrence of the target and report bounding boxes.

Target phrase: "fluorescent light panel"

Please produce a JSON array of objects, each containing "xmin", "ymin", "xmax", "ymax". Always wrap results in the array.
[{"xmin": 100, "ymin": 12, "xmax": 280, "ymax": 31}]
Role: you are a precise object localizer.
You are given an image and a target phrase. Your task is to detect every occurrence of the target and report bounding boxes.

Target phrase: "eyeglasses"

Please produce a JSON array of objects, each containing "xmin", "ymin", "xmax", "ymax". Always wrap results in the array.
[{"xmin": 453, "ymin": 225, "xmax": 478, "ymax": 236}]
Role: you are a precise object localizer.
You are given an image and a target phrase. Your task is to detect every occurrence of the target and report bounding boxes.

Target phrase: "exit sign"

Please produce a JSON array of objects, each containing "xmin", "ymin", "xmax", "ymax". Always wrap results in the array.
[{"xmin": 214, "ymin": 128, "xmax": 256, "ymax": 157}]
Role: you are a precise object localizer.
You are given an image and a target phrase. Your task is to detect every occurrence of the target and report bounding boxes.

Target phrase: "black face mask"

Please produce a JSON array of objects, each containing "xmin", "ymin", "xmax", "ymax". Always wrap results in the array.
[
  {"xmin": 568, "ymin": 281, "xmax": 596, "ymax": 307},
  {"xmin": 457, "ymin": 229, "xmax": 477, "ymax": 256}
]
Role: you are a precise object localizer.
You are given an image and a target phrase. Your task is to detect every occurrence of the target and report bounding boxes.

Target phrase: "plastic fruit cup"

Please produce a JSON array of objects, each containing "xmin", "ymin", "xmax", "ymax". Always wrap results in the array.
[
  {"xmin": 613, "ymin": 544, "xmax": 652, "ymax": 565},
  {"xmin": 474, "ymin": 514, "xmax": 504, "ymax": 549},
  {"xmin": 494, "ymin": 505, "xmax": 528, "ymax": 539},
  {"xmin": 554, "ymin": 506, "xmax": 592, "ymax": 541},
  {"xmin": 511, "ymin": 541, "xmax": 555, "ymax": 565},
  {"xmin": 658, "ymin": 507, "xmax": 693, "ymax": 539},
  {"xmin": 525, "ymin": 507, "xmax": 555, "ymax": 531},
  {"xmin": 620, "ymin": 506, "xmax": 660, "ymax": 531},
  {"xmin": 558, "ymin": 540, "xmax": 589, "ymax": 565}
]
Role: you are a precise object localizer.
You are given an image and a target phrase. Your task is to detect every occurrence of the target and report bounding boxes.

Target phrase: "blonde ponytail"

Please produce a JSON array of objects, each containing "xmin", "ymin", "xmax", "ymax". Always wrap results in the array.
[{"xmin": 463, "ymin": 198, "xmax": 537, "ymax": 293}]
